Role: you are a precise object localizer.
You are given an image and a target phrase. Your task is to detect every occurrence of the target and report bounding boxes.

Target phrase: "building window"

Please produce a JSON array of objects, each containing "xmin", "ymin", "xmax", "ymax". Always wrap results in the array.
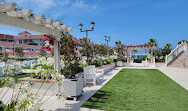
[
  {"xmin": 8, "ymin": 40, "xmax": 13, "ymax": 42},
  {"xmin": 24, "ymin": 39, "xmax": 28, "ymax": 43},
  {"xmin": 0, "ymin": 47, "xmax": 2, "ymax": 51},
  {"xmin": 0, "ymin": 39, "xmax": 7, "ymax": 41},
  {"xmin": 19, "ymin": 40, "xmax": 22, "ymax": 44},
  {"xmin": 29, "ymin": 39, "xmax": 33, "ymax": 43}
]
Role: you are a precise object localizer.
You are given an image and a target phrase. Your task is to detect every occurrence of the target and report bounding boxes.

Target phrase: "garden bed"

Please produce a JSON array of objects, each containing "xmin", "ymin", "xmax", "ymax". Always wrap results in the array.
[{"xmin": 82, "ymin": 69, "xmax": 188, "ymax": 111}]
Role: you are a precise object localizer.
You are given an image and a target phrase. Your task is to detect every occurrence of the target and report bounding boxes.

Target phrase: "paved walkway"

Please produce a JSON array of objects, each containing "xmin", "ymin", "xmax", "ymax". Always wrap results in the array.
[
  {"xmin": 122, "ymin": 64, "xmax": 188, "ymax": 90},
  {"xmin": 158, "ymin": 66, "xmax": 188, "ymax": 90}
]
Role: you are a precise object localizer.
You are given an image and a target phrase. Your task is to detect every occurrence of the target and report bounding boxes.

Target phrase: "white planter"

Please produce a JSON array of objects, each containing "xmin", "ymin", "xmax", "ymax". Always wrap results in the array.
[
  {"xmin": 117, "ymin": 61, "xmax": 122, "ymax": 67},
  {"xmin": 60, "ymin": 76, "xmax": 83, "ymax": 100}
]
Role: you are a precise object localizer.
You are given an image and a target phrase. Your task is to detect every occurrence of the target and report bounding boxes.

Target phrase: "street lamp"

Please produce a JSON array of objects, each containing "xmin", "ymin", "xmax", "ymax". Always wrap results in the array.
[
  {"xmin": 12, "ymin": 40, "xmax": 15, "ymax": 57},
  {"xmin": 78, "ymin": 22, "xmax": 95, "ymax": 64},
  {"xmin": 78, "ymin": 22, "xmax": 95, "ymax": 38}
]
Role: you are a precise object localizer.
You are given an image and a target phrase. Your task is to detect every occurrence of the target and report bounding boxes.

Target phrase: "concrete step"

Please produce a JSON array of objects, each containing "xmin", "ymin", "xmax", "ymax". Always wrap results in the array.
[{"xmin": 168, "ymin": 51, "xmax": 188, "ymax": 68}]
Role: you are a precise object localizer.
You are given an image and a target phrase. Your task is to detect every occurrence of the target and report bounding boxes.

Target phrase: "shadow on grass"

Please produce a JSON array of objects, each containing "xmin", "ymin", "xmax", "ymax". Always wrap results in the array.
[{"xmin": 82, "ymin": 90, "xmax": 112, "ymax": 109}]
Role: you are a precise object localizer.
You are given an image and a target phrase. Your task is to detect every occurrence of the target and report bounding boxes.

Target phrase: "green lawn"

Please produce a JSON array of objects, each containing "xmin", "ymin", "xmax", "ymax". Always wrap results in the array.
[
  {"xmin": 82, "ymin": 69, "xmax": 188, "ymax": 111},
  {"xmin": 0, "ymin": 73, "xmax": 31, "ymax": 88},
  {"xmin": 21, "ymin": 66, "xmax": 36, "ymax": 69}
]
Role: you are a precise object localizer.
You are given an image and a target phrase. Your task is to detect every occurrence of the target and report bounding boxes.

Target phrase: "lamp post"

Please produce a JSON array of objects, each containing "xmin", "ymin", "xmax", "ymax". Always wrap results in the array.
[
  {"xmin": 12, "ymin": 42, "xmax": 15, "ymax": 57},
  {"xmin": 78, "ymin": 22, "xmax": 95, "ymax": 38},
  {"xmin": 78, "ymin": 22, "xmax": 95, "ymax": 64}
]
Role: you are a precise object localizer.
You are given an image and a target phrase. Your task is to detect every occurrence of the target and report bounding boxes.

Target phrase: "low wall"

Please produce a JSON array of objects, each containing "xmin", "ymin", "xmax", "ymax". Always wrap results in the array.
[
  {"xmin": 97, "ymin": 63, "xmax": 116, "ymax": 73},
  {"xmin": 123, "ymin": 62, "xmax": 130, "ymax": 67}
]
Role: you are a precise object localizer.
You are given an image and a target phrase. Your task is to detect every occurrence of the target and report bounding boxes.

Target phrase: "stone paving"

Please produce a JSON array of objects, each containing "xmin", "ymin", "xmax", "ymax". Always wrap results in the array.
[{"xmin": 158, "ymin": 66, "xmax": 188, "ymax": 90}]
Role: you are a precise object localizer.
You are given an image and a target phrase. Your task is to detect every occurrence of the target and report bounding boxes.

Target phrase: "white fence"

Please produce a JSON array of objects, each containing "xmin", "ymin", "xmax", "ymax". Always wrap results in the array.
[{"xmin": 165, "ymin": 42, "xmax": 188, "ymax": 66}]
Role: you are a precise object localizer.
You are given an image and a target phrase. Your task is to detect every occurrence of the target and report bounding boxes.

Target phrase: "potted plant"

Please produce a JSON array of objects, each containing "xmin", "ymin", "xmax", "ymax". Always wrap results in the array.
[
  {"xmin": 114, "ymin": 40, "xmax": 126, "ymax": 67},
  {"xmin": 60, "ymin": 32, "xmax": 84, "ymax": 100}
]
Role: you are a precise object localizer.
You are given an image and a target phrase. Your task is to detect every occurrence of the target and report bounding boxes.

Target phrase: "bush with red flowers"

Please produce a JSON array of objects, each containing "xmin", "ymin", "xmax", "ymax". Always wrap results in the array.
[{"xmin": 41, "ymin": 35, "xmax": 55, "ymax": 51}]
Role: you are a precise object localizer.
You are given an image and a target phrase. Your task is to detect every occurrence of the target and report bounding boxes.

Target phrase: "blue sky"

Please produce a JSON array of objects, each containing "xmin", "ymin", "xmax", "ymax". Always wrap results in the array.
[{"xmin": 1, "ymin": 0, "xmax": 188, "ymax": 50}]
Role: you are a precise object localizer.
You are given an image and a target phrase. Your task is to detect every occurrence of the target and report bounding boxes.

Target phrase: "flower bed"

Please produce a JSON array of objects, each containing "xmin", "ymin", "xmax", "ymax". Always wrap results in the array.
[{"xmin": 90, "ymin": 57, "xmax": 114, "ymax": 67}]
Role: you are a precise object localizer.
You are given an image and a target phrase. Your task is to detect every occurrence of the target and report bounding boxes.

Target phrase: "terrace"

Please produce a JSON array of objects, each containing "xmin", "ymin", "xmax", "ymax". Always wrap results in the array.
[{"xmin": 0, "ymin": 1, "xmax": 188, "ymax": 111}]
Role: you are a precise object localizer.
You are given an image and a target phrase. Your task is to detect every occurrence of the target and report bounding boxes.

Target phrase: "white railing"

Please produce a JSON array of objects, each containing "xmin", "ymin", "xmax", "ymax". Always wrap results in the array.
[{"xmin": 165, "ymin": 42, "xmax": 188, "ymax": 66}]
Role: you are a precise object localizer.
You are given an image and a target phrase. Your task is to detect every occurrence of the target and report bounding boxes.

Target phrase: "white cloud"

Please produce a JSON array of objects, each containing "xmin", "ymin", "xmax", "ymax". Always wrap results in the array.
[
  {"xmin": 72, "ymin": 0, "xmax": 88, "ymax": 8},
  {"xmin": 7, "ymin": 0, "xmax": 56, "ymax": 13},
  {"xmin": 51, "ymin": 0, "xmax": 100, "ymax": 18},
  {"xmin": 56, "ymin": 0, "xmax": 70, "ymax": 6},
  {"xmin": 4, "ymin": 0, "xmax": 100, "ymax": 21}
]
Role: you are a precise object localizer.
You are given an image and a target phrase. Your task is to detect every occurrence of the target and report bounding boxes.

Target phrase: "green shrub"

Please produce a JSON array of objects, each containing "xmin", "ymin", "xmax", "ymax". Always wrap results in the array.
[
  {"xmin": 61, "ymin": 62, "xmax": 83, "ymax": 77},
  {"xmin": 140, "ymin": 56, "xmax": 147, "ymax": 60},
  {"xmin": 21, "ymin": 66, "xmax": 37, "ymax": 69},
  {"xmin": 122, "ymin": 58, "xmax": 127, "ymax": 62},
  {"xmin": 155, "ymin": 58, "xmax": 165, "ymax": 62},
  {"xmin": 0, "ymin": 101, "xmax": 5, "ymax": 111},
  {"xmin": 91, "ymin": 58, "xmax": 114, "ymax": 67}
]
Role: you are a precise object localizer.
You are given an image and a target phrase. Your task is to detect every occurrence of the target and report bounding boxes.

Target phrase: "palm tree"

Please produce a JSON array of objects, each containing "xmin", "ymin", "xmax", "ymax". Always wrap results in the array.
[
  {"xmin": 178, "ymin": 40, "xmax": 188, "ymax": 45},
  {"xmin": 178, "ymin": 41, "xmax": 182, "ymax": 45},
  {"xmin": 164, "ymin": 44, "xmax": 172, "ymax": 49},
  {"xmin": 148, "ymin": 38, "xmax": 158, "ymax": 46},
  {"xmin": 147, "ymin": 38, "xmax": 158, "ymax": 56},
  {"xmin": 114, "ymin": 40, "xmax": 125, "ymax": 60},
  {"xmin": 162, "ymin": 43, "xmax": 172, "ymax": 56},
  {"xmin": 132, "ymin": 49, "xmax": 138, "ymax": 55}
]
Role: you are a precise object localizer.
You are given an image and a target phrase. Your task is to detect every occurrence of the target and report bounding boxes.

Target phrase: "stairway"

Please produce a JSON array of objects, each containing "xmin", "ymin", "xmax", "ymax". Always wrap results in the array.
[{"xmin": 168, "ymin": 51, "xmax": 188, "ymax": 68}]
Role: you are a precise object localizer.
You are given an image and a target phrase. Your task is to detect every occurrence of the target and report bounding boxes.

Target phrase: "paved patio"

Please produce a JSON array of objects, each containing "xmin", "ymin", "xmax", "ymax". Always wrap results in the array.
[{"xmin": 42, "ymin": 64, "xmax": 188, "ymax": 111}]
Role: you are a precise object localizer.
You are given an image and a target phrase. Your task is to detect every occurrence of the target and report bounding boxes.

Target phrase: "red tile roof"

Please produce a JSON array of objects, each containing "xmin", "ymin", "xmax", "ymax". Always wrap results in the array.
[
  {"xmin": 18, "ymin": 31, "xmax": 31, "ymax": 35},
  {"xmin": 0, "ymin": 34, "xmax": 14, "ymax": 39}
]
